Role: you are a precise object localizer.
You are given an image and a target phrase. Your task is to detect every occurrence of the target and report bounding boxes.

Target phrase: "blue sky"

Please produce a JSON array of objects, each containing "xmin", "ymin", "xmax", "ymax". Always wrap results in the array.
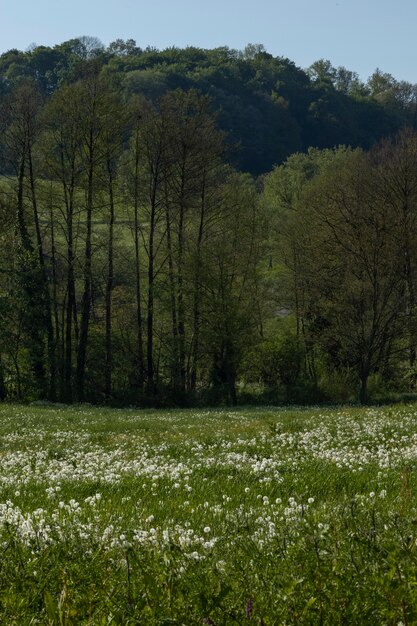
[{"xmin": 1, "ymin": 0, "xmax": 416, "ymax": 83}]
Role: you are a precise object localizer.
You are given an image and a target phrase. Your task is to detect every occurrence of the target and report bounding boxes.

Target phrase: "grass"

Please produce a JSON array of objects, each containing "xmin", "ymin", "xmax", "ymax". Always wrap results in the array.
[{"xmin": 1, "ymin": 403, "xmax": 417, "ymax": 624}]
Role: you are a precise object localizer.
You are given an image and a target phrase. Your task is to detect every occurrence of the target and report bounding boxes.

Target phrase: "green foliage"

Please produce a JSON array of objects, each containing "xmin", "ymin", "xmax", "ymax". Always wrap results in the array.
[
  {"xmin": 319, "ymin": 367, "xmax": 357, "ymax": 403},
  {"xmin": 1, "ymin": 41, "xmax": 414, "ymax": 175},
  {"xmin": 262, "ymin": 138, "xmax": 417, "ymax": 404},
  {"xmin": 245, "ymin": 321, "xmax": 302, "ymax": 393},
  {"xmin": 1, "ymin": 40, "xmax": 417, "ymax": 406}
]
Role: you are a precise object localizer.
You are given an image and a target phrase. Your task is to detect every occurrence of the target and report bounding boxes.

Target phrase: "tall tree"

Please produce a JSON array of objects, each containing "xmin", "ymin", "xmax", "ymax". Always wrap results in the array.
[
  {"xmin": 68, "ymin": 72, "xmax": 121, "ymax": 401},
  {"xmin": 305, "ymin": 149, "xmax": 404, "ymax": 403},
  {"xmin": 137, "ymin": 99, "xmax": 168, "ymax": 396},
  {"xmin": 158, "ymin": 90, "xmax": 224, "ymax": 399},
  {"xmin": 203, "ymin": 172, "xmax": 262, "ymax": 404},
  {"xmin": 122, "ymin": 96, "xmax": 147, "ymax": 390},
  {"xmin": 372, "ymin": 129, "xmax": 417, "ymax": 378},
  {"xmin": 0, "ymin": 80, "xmax": 55, "ymax": 398},
  {"xmin": 43, "ymin": 83, "xmax": 83, "ymax": 401},
  {"xmin": 101, "ymin": 93, "xmax": 125, "ymax": 402}
]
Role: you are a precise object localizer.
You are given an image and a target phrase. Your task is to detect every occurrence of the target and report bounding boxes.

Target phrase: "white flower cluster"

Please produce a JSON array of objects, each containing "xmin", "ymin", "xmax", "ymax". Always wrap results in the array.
[{"xmin": 0, "ymin": 404, "xmax": 414, "ymax": 565}]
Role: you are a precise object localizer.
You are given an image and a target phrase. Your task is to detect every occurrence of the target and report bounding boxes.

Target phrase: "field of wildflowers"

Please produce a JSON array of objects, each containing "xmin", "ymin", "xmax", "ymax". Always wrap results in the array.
[{"xmin": 1, "ymin": 403, "xmax": 417, "ymax": 624}]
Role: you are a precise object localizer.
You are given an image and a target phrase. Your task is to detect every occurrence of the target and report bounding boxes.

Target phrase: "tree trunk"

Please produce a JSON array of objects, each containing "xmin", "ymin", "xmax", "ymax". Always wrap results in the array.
[
  {"xmin": 61, "ymin": 153, "xmax": 78, "ymax": 403},
  {"xmin": 227, "ymin": 360, "xmax": 238, "ymax": 406},
  {"xmin": 16, "ymin": 152, "xmax": 47, "ymax": 396},
  {"xmin": 133, "ymin": 129, "xmax": 145, "ymax": 388},
  {"xmin": 28, "ymin": 143, "xmax": 56, "ymax": 401},
  {"xmin": 104, "ymin": 162, "xmax": 115, "ymax": 402},
  {"xmin": 0, "ymin": 354, "xmax": 6, "ymax": 400},
  {"xmin": 190, "ymin": 177, "xmax": 206, "ymax": 393},
  {"xmin": 165, "ymin": 200, "xmax": 179, "ymax": 392},
  {"xmin": 359, "ymin": 371, "xmax": 369, "ymax": 405},
  {"xmin": 147, "ymin": 193, "xmax": 156, "ymax": 396},
  {"xmin": 177, "ymin": 199, "xmax": 186, "ymax": 399},
  {"xmin": 405, "ymin": 245, "xmax": 416, "ymax": 373},
  {"xmin": 48, "ymin": 183, "xmax": 60, "ymax": 400},
  {"xmin": 76, "ymin": 138, "xmax": 94, "ymax": 402}
]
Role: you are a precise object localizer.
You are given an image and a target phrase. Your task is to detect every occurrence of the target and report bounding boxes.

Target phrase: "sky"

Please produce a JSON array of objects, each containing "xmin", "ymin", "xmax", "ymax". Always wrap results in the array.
[{"xmin": 1, "ymin": 0, "xmax": 417, "ymax": 83}]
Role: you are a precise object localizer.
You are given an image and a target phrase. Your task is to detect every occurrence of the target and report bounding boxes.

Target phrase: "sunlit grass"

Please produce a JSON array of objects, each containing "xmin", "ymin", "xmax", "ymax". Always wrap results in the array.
[{"xmin": 1, "ymin": 403, "xmax": 417, "ymax": 624}]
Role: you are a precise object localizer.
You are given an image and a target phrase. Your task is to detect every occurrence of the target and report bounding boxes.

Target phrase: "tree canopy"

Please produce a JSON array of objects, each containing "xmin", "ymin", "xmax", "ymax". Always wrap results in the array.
[{"xmin": 0, "ymin": 39, "xmax": 415, "ymax": 175}]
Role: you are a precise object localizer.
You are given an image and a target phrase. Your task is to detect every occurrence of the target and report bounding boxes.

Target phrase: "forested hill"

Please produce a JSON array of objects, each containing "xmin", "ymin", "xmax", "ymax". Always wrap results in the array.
[{"xmin": 1, "ymin": 37, "xmax": 416, "ymax": 174}]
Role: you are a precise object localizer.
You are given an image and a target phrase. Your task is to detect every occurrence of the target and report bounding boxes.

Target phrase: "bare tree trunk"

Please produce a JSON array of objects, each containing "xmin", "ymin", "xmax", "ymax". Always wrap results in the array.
[
  {"xmin": 359, "ymin": 370, "xmax": 369, "ymax": 405},
  {"xmin": 16, "ymin": 153, "xmax": 31, "ymax": 251},
  {"xmin": 16, "ymin": 152, "xmax": 46, "ymax": 396},
  {"xmin": 76, "ymin": 136, "xmax": 94, "ymax": 402},
  {"xmin": 147, "ymin": 198, "xmax": 156, "ymax": 396},
  {"xmin": 0, "ymin": 354, "xmax": 6, "ymax": 400},
  {"xmin": 132, "ymin": 128, "xmax": 145, "ymax": 387},
  {"xmin": 48, "ymin": 183, "xmax": 60, "ymax": 399},
  {"xmin": 190, "ymin": 177, "xmax": 206, "ymax": 392},
  {"xmin": 104, "ymin": 162, "xmax": 115, "ymax": 402},
  {"xmin": 65, "ymin": 208, "xmax": 76, "ymax": 401},
  {"xmin": 165, "ymin": 200, "xmax": 179, "ymax": 391},
  {"xmin": 405, "ymin": 238, "xmax": 416, "ymax": 370},
  {"xmin": 176, "ymin": 173, "xmax": 186, "ymax": 399},
  {"xmin": 28, "ymin": 143, "xmax": 56, "ymax": 400}
]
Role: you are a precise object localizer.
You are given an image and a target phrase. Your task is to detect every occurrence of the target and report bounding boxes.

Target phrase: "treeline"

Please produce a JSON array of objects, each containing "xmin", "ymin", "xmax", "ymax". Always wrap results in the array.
[
  {"xmin": 1, "ymin": 42, "xmax": 417, "ymax": 405},
  {"xmin": 263, "ymin": 132, "xmax": 417, "ymax": 404},
  {"xmin": 1, "ymin": 37, "xmax": 417, "ymax": 174},
  {"xmin": 0, "ymin": 74, "xmax": 262, "ymax": 404}
]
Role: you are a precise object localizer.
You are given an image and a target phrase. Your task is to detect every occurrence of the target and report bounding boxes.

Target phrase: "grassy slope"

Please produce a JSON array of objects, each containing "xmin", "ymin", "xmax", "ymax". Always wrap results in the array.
[{"xmin": 1, "ymin": 402, "xmax": 417, "ymax": 624}]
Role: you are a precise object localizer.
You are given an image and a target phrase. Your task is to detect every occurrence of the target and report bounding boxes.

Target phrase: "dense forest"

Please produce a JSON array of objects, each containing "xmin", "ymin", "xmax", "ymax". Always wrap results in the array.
[{"xmin": 1, "ymin": 36, "xmax": 417, "ymax": 405}]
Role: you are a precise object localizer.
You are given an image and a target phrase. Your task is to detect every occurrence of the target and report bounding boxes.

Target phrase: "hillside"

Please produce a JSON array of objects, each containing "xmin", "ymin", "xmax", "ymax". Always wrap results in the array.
[{"xmin": 0, "ymin": 38, "xmax": 415, "ymax": 174}]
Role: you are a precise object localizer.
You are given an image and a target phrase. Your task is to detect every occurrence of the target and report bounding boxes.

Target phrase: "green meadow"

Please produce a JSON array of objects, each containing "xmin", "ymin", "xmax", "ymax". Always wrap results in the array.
[{"xmin": 1, "ymin": 403, "xmax": 417, "ymax": 624}]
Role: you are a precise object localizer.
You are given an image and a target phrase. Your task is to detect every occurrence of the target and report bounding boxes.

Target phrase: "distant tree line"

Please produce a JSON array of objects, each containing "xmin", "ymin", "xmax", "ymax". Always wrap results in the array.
[
  {"xmin": 1, "ymin": 38, "xmax": 416, "ymax": 174},
  {"xmin": 0, "ymin": 40, "xmax": 417, "ymax": 405}
]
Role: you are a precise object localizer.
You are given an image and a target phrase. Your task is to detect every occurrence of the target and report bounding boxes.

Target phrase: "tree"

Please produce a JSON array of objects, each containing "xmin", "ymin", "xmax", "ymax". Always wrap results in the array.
[
  {"xmin": 305, "ymin": 149, "xmax": 404, "ymax": 403},
  {"xmin": 101, "ymin": 92, "xmax": 126, "ymax": 402},
  {"xmin": 202, "ymin": 172, "xmax": 262, "ymax": 405},
  {"xmin": 42, "ymin": 84, "xmax": 85, "ymax": 401},
  {"xmin": 0, "ymin": 79, "xmax": 56, "ymax": 398},
  {"xmin": 135, "ymin": 98, "xmax": 168, "ymax": 396},
  {"xmin": 307, "ymin": 59, "xmax": 337, "ymax": 86},
  {"xmin": 372, "ymin": 129, "xmax": 417, "ymax": 378},
  {"xmin": 263, "ymin": 148, "xmax": 333, "ymax": 386},
  {"xmin": 158, "ymin": 89, "xmax": 225, "ymax": 399},
  {"xmin": 108, "ymin": 39, "xmax": 141, "ymax": 57},
  {"xmin": 45, "ymin": 72, "xmax": 121, "ymax": 401}
]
